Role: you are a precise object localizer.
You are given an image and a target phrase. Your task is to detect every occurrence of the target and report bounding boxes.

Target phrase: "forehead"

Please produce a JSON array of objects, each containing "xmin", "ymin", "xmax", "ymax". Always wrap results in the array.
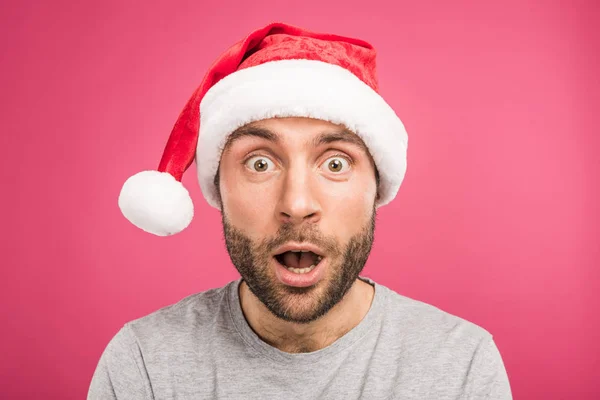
[{"xmin": 222, "ymin": 117, "xmax": 370, "ymax": 153}]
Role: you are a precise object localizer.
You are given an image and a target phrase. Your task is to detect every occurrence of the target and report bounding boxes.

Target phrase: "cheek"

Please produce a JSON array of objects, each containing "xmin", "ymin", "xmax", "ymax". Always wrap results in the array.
[
  {"xmin": 221, "ymin": 170, "xmax": 278, "ymax": 234},
  {"xmin": 319, "ymin": 174, "xmax": 376, "ymax": 211},
  {"xmin": 319, "ymin": 176, "xmax": 376, "ymax": 235}
]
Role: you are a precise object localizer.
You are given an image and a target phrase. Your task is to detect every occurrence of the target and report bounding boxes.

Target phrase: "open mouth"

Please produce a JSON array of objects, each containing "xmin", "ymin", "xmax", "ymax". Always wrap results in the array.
[{"xmin": 274, "ymin": 250, "xmax": 324, "ymax": 275}]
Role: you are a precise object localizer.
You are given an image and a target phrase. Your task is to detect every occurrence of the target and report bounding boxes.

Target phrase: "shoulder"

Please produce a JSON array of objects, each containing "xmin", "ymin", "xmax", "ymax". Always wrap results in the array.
[
  {"xmin": 88, "ymin": 282, "xmax": 236, "ymax": 399},
  {"xmin": 376, "ymin": 281, "xmax": 493, "ymax": 346},
  {"xmin": 123, "ymin": 281, "xmax": 235, "ymax": 347},
  {"xmin": 371, "ymin": 280, "xmax": 499, "ymax": 367},
  {"xmin": 373, "ymin": 281, "xmax": 512, "ymax": 398}
]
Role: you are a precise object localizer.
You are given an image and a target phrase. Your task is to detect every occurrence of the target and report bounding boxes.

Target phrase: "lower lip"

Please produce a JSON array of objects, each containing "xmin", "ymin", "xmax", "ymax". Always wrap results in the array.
[{"xmin": 273, "ymin": 256, "xmax": 327, "ymax": 288}]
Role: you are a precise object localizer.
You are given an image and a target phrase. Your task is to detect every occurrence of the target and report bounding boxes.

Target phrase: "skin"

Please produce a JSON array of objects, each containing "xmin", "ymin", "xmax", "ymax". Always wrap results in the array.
[{"xmin": 216, "ymin": 116, "xmax": 379, "ymax": 353}]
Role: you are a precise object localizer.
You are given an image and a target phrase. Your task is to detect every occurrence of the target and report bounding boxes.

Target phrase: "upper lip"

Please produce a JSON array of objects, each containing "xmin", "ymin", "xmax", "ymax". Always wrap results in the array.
[{"xmin": 273, "ymin": 242, "xmax": 325, "ymax": 257}]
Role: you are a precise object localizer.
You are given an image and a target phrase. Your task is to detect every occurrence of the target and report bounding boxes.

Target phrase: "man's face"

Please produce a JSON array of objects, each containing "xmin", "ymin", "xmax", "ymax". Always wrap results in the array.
[{"xmin": 217, "ymin": 117, "xmax": 378, "ymax": 324}]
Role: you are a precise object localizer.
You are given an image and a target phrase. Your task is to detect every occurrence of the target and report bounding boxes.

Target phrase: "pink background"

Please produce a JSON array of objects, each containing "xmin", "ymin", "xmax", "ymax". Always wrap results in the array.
[{"xmin": 1, "ymin": 0, "xmax": 598, "ymax": 398}]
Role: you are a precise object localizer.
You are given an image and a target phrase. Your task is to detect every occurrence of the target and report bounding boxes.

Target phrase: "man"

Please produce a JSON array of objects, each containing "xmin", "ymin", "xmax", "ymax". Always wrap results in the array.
[{"xmin": 89, "ymin": 22, "xmax": 512, "ymax": 399}]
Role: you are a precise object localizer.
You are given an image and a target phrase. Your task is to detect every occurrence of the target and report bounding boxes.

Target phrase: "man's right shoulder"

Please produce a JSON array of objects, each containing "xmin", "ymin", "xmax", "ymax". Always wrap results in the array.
[
  {"xmin": 124, "ymin": 281, "xmax": 235, "ymax": 342},
  {"xmin": 88, "ymin": 281, "xmax": 236, "ymax": 399}
]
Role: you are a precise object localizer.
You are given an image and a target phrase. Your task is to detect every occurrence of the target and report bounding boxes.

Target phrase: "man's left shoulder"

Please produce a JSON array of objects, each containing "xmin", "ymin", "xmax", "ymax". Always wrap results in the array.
[
  {"xmin": 370, "ymin": 281, "xmax": 512, "ymax": 398},
  {"xmin": 377, "ymin": 282, "xmax": 494, "ymax": 352}
]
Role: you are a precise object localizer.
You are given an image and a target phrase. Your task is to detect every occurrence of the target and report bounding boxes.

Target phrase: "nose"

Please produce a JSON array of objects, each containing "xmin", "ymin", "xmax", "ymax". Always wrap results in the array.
[{"xmin": 276, "ymin": 166, "xmax": 321, "ymax": 225}]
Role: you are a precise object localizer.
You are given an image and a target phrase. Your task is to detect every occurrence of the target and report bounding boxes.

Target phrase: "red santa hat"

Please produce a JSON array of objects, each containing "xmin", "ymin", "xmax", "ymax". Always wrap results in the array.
[{"xmin": 118, "ymin": 22, "xmax": 408, "ymax": 236}]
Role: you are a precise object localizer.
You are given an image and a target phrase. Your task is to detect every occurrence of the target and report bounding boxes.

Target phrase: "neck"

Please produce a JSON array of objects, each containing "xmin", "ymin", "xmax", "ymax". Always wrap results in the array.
[{"xmin": 238, "ymin": 278, "xmax": 375, "ymax": 353}]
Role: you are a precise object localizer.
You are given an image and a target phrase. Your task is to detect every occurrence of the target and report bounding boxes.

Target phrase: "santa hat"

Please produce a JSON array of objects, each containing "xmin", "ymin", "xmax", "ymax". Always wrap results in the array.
[{"xmin": 118, "ymin": 22, "xmax": 408, "ymax": 236}]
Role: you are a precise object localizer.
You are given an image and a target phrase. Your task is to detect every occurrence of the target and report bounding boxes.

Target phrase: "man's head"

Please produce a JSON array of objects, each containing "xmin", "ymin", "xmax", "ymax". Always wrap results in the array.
[
  {"xmin": 215, "ymin": 117, "xmax": 379, "ymax": 323},
  {"xmin": 117, "ymin": 23, "xmax": 408, "ymax": 251}
]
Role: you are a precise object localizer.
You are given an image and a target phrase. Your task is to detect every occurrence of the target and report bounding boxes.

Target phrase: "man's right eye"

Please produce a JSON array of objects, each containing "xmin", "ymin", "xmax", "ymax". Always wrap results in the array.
[{"xmin": 245, "ymin": 156, "xmax": 274, "ymax": 172}]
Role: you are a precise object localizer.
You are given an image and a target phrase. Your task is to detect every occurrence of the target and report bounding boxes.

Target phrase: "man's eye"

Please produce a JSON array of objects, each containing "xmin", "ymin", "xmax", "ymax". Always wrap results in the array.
[
  {"xmin": 321, "ymin": 156, "xmax": 350, "ymax": 173},
  {"xmin": 245, "ymin": 156, "xmax": 274, "ymax": 172}
]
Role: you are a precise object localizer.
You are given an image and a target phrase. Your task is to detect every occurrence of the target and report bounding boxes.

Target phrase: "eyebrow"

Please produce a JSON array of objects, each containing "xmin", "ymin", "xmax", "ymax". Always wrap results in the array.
[
  {"xmin": 222, "ymin": 126, "xmax": 279, "ymax": 152},
  {"xmin": 223, "ymin": 125, "xmax": 368, "ymax": 153},
  {"xmin": 311, "ymin": 129, "xmax": 369, "ymax": 153}
]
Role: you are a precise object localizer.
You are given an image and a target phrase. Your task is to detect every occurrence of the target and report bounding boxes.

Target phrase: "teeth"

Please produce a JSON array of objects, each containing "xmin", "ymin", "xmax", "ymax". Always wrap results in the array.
[{"xmin": 286, "ymin": 264, "xmax": 316, "ymax": 274}]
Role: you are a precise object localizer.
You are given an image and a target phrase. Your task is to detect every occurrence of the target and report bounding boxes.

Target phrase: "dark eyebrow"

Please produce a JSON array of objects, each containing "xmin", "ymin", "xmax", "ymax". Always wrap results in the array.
[
  {"xmin": 312, "ymin": 129, "xmax": 369, "ymax": 153},
  {"xmin": 223, "ymin": 126, "xmax": 279, "ymax": 152},
  {"xmin": 223, "ymin": 125, "xmax": 368, "ymax": 153}
]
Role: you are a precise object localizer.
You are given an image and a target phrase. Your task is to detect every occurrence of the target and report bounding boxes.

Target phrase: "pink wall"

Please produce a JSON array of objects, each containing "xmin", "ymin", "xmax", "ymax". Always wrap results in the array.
[{"xmin": 1, "ymin": 0, "xmax": 598, "ymax": 398}]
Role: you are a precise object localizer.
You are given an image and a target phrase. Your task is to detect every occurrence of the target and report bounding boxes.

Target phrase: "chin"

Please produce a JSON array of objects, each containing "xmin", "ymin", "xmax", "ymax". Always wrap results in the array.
[{"xmin": 265, "ymin": 275, "xmax": 337, "ymax": 324}]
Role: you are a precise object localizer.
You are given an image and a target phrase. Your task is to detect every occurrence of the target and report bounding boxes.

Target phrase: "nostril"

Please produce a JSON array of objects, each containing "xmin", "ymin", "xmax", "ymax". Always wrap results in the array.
[
  {"xmin": 277, "ymin": 210, "xmax": 320, "ymax": 224},
  {"xmin": 304, "ymin": 212, "xmax": 320, "ymax": 222},
  {"xmin": 279, "ymin": 212, "xmax": 292, "ymax": 222}
]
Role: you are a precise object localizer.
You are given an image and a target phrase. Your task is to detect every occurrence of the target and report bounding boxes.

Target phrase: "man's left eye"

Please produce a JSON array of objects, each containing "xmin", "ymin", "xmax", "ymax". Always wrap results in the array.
[{"xmin": 321, "ymin": 157, "xmax": 350, "ymax": 173}]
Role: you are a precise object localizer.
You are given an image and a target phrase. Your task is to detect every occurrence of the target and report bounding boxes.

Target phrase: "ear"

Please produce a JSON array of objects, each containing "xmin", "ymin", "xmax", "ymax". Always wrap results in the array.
[
  {"xmin": 374, "ymin": 166, "xmax": 381, "ymax": 202},
  {"xmin": 213, "ymin": 166, "xmax": 223, "ymax": 209}
]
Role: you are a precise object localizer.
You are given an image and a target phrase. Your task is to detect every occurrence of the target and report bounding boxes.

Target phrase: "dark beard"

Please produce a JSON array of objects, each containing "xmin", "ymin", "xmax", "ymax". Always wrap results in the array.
[{"xmin": 222, "ymin": 208, "xmax": 376, "ymax": 324}]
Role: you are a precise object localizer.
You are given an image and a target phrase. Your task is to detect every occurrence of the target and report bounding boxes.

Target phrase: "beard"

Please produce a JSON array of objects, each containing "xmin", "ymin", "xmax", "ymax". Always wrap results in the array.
[{"xmin": 222, "ymin": 207, "xmax": 376, "ymax": 324}]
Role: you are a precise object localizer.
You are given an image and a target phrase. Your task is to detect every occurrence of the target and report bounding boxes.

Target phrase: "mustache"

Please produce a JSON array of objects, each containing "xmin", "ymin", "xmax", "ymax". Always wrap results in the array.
[{"xmin": 259, "ymin": 223, "xmax": 340, "ymax": 256}]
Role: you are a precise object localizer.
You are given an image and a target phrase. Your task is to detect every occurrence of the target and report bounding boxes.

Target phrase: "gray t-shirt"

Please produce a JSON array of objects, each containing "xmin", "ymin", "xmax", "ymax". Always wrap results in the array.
[{"xmin": 88, "ymin": 277, "xmax": 512, "ymax": 399}]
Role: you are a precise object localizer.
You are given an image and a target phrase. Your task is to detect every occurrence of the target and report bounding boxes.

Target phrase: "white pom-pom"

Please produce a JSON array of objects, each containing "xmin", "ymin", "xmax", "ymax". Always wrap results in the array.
[{"xmin": 118, "ymin": 170, "xmax": 194, "ymax": 236}]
